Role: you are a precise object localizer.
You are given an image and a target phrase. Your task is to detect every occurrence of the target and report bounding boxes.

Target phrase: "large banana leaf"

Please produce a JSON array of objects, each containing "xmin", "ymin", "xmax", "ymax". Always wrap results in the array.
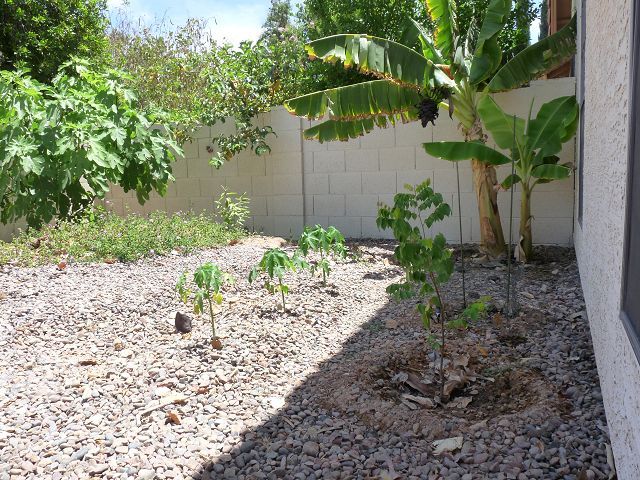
[
  {"xmin": 399, "ymin": 18, "xmax": 444, "ymax": 63},
  {"xmin": 469, "ymin": 0, "xmax": 511, "ymax": 85},
  {"xmin": 303, "ymin": 116, "xmax": 402, "ymax": 143},
  {"xmin": 284, "ymin": 80, "xmax": 421, "ymax": 120},
  {"xmin": 488, "ymin": 14, "xmax": 577, "ymax": 92},
  {"xmin": 305, "ymin": 35, "xmax": 454, "ymax": 90},
  {"xmin": 531, "ymin": 164, "xmax": 571, "ymax": 180},
  {"xmin": 477, "ymin": 94, "xmax": 525, "ymax": 150},
  {"xmin": 426, "ymin": 0, "xmax": 458, "ymax": 60},
  {"xmin": 423, "ymin": 141, "xmax": 511, "ymax": 165},
  {"xmin": 526, "ymin": 95, "xmax": 578, "ymax": 157}
]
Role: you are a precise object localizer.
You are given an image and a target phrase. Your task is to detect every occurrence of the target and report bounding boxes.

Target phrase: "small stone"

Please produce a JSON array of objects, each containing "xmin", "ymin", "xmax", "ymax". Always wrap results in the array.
[{"xmin": 302, "ymin": 441, "xmax": 320, "ymax": 457}]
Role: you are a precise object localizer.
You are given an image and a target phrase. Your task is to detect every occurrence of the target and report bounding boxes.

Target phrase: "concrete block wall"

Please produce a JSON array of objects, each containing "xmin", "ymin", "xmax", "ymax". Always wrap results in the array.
[{"xmin": 2, "ymin": 78, "xmax": 575, "ymax": 245}]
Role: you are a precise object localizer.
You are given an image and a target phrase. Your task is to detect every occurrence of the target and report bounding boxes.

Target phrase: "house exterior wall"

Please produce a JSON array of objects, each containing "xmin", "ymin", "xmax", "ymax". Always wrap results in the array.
[
  {"xmin": 574, "ymin": 0, "xmax": 640, "ymax": 477},
  {"xmin": 0, "ymin": 79, "xmax": 576, "ymax": 245}
]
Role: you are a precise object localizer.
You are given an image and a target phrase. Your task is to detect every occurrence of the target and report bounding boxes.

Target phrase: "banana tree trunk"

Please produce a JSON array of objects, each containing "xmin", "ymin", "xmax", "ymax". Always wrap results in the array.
[
  {"xmin": 518, "ymin": 185, "xmax": 533, "ymax": 262},
  {"xmin": 456, "ymin": 86, "xmax": 506, "ymax": 259},
  {"xmin": 471, "ymin": 158, "xmax": 506, "ymax": 258}
]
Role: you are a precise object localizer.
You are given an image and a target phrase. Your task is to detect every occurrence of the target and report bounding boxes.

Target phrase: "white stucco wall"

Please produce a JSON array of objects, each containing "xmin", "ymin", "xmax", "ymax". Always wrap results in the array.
[{"xmin": 574, "ymin": 0, "xmax": 640, "ymax": 477}]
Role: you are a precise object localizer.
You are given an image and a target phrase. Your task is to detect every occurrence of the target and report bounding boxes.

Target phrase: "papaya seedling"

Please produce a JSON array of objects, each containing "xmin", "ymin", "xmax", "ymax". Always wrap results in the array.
[
  {"xmin": 248, "ymin": 248, "xmax": 304, "ymax": 311},
  {"xmin": 176, "ymin": 262, "xmax": 234, "ymax": 349},
  {"xmin": 378, "ymin": 180, "xmax": 490, "ymax": 402},
  {"xmin": 297, "ymin": 225, "xmax": 347, "ymax": 284}
]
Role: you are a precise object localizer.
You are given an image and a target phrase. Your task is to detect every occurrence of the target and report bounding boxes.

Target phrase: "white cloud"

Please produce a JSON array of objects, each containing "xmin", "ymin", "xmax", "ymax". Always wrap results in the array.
[{"xmin": 530, "ymin": 18, "xmax": 541, "ymax": 43}]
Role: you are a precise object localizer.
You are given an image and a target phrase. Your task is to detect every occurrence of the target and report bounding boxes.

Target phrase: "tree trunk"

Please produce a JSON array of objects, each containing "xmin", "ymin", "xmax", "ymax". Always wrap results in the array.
[
  {"xmin": 471, "ymin": 159, "xmax": 506, "ymax": 258},
  {"xmin": 518, "ymin": 186, "xmax": 533, "ymax": 262}
]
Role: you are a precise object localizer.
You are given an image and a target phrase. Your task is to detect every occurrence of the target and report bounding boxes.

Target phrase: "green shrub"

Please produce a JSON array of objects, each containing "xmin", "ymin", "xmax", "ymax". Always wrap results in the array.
[
  {"xmin": 214, "ymin": 188, "xmax": 250, "ymax": 231},
  {"xmin": 0, "ymin": 208, "xmax": 244, "ymax": 266}
]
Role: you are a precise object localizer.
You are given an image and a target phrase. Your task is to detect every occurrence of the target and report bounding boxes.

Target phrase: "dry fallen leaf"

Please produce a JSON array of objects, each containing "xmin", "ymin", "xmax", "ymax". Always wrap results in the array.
[
  {"xmin": 477, "ymin": 346, "xmax": 489, "ymax": 357},
  {"xmin": 211, "ymin": 337, "xmax": 223, "ymax": 350},
  {"xmin": 166, "ymin": 410, "xmax": 181, "ymax": 425},
  {"xmin": 196, "ymin": 386, "xmax": 210, "ymax": 395},
  {"xmin": 57, "ymin": 261, "xmax": 67, "ymax": 271},
  {"xmin": 385, "ymin": 318, "xmax": 399, "ymax": 329},
  {"xmin": 104, "ymin": 258, "xmax": 116, "ymax": 264},
  {"xmin": 78, "ymin": 358, "xmax": 98, "ymax": 366},
  {"xmin": 401, "ymin": 393, "xmax": 435, "ymax": 408},
  {"xmin": 447, "ymin": 396, "xmax": 473, "ymax": 409},
  {"xmin": 432, "ymin": 436, "xmax": 463, "ymax": 455}
]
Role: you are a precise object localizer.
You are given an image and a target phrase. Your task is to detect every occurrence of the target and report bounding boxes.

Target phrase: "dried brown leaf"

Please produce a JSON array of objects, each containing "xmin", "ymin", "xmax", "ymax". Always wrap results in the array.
[{"xmin": 166, "ymin": 410, "xmax": 181, "ymax": 425}]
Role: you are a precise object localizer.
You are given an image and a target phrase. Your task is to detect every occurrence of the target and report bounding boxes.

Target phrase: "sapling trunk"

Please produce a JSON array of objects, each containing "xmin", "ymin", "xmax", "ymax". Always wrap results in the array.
[
  {"xmin": 519, "ymin": 185, "xmax": 533, "ymax": 262},
  {"xmin": 321, "ymin": 250, "xmax": 326, "ymax": 285},
  {"xmin": 278, "ymin": 278, "xmax": 286, "ymax": 311},
  {"xmin": 207, "ymin": 296, "xmax": 216, "ymax": 338}
]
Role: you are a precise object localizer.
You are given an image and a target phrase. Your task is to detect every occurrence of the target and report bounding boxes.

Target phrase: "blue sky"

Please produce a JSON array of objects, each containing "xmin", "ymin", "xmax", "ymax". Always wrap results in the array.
[{"xmin": 107, "ymin": 0, "xmax": 543, "ymax": 46}]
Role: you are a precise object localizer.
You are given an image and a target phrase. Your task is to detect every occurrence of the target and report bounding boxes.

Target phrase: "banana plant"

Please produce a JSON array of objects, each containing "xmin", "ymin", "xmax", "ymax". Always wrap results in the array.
[
  {"xmin": 285, "ymin": 0, "xmax": 577, "ymax": 259},
  {"xmin": 424, "ymin": 94, "xmax": 578, "ymax": 262}
]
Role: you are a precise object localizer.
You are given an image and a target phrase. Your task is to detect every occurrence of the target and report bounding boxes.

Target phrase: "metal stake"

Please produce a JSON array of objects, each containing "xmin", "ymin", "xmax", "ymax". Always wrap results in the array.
[
  {"xmin": 455, "ymin": 161, "xmax": 466, "ymax": 308},
  {"xmin": 506, "ymin": 115, "xmax": 516, "ymax": 318}
]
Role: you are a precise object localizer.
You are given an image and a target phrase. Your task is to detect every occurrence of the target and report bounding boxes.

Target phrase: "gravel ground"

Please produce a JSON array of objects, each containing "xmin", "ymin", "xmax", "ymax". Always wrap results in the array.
[{"xmin": 0, "ymin": 240, "xmax": 612, "ymax": 480}]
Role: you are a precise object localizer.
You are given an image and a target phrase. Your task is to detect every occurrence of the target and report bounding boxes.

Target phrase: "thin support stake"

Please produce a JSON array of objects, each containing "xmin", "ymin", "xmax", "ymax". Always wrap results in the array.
[
  {"xmin": 506, "ymin": 115, "xmax": 516, "ymax": 318},
  {"xmin": 455, "ymin": 161, "xmax": 466, "ymax": 308}
]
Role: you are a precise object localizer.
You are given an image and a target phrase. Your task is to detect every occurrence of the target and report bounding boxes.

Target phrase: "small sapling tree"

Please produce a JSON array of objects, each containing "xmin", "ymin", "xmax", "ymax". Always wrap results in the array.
[
  {"xmin": 214, "ymin": 188, "xmax": 250, "ymax": 231},
  {"xmin": 248, "ymin": 248, "xmax": 305, "ymax": 311},
  {"xmin": 176, "ymin": 262, "xmax": 234, "ymax": 349},
  {"xmin": 297, "ymin": 225, "xmax": 347, "ymax": 284},
  {"xmin": 377, "ymin": 180, "xmax": 487, "ymax": 401}
]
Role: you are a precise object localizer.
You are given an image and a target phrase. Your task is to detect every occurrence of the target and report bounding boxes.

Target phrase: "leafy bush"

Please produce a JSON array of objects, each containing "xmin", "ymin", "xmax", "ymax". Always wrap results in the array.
[
  {"xmin": 0, "ymin": 0, "xmax": 109, "ymax": 83},
  {"xmin": 108, "ymin": 13, "xmax": 307, "ymax": 165},
  {"xmin": 0, "ymin": 60, "xmax": 181, "ymax": 228},
  {"xmin": 177, "ymin": 263, "xmax": 234, "ymax": 348},
  {"xmin": 378, "ymin": 180, "xmax": 488, "ymax": 400},
  {"xmin": 297, "ymin": 225, "xmax": 347, "ymax": 284},
  {"xmin": 214, "ymin": 188, "xmax": 250, "ymax": 231},
  {"xmin": 248, "ymin": 248, "xmax": 306, "ymax": 311},
  {"xmin": 0, "ymin": 208, "xmax": 244, "ymax": 266}
]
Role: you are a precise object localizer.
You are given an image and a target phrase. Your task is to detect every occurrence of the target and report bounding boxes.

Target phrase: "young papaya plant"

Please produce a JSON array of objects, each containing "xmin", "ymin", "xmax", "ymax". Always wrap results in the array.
[
  {"xmin": 297, "ymin": 225, "xmax": 347, "ymax": 285},
  {"xmin": 378, "ymin": 180, "xmax": 491, "ymax": 401},
  {"xmin": 176, "ymin": 262, "xmax": 234, "ymax": 349},
  {"xmin": 248, "ymin": 248, "xmax": 305, "ymax": 311},
  {"xmin": 424, "ymin": 94, "xmax": 578, "ymax": 262}
]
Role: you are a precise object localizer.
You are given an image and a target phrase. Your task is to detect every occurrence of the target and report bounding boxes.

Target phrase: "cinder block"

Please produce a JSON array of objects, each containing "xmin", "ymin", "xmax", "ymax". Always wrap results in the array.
[
  {"xmin": 252, "ymin": 176, "xmax": 273, "ymax": 196},
  {"xmin": 531, "ymin": 217, "xmax": 573, "ymax": 245},
  {"xmin": 302, "ymin": 136, "xmax": 327, "ymax": 154},
  {"xmin": 397, "ymin": 170, "xmax": 434, "ymax": 191},
  {"xmin": 182, "ymin": 139, "xmax": 199, "ymax": 159},
  {"xmin": 304, "ymin": 196, "xmax": 314, "ymax": 217},
  {"xmin": 274, "ymin": 216, "xmax": 304, "ymax": 238},
  {"xmin": 189, "ymin": 197, "xmax": 214, "ymax": 213},
  {"xmin": 237, "ymin": 156, "xmax": 266, "ymax": 176},
  {"xmin": 395, "ymin": 121, "xmax": 426, "ymax": 147},
  {"xmin": 436, "ymin": 216, "xmax": 473, "ymax": 243},
  {"xmin": 171, "ymin": 160, "xmax": 189, "ymax": 179},
  {"xmin": 305, "ymin": 216, "xmax": 329, "ymax": 228},
  {"xmin": 362, "ymin": 172, "xmax": 397, "ymax": 194},
  {"xmin": 432, "ymin": 115, "xmax": 460, "ymax": 142},
  {"xmin": 380, "ymin": 146, "xmax": 416, "ymax": 171},
  {"xmin": 249, "ymin": 196, "xmax": 268, "ymax": 216},
  {"xmin": 270, "ymin": 129, "xmax": 301, "ymax": 154},
  {"xmin": 346, "ymin": 149, "xmax": 379, "ymax": 172},
  {"xmin": 433, "ymin": 169, "xmax": 474, "ymax": 193},
  {"xmin": 314, "ymin": 151, "xmax": 345, "ymax": 173},
  {"xmin": 187, "ymin": 158, "xmax": 213, "ymax": 178},
  {"xmin": 200, "ymin": 178, "xmax": 226, "ymax": 199},
  {"xmin": 105, "ymin": 198, "xmax": 124, "ymax": 216},
  {"xmin": 360, "ymin": 126, "xmax": 395, "ymax": 149},
  {"xmin": 328, "ymin": 138, "xmax": 361, "ymax": 150},
  {"xmin": 330, "ymin": 173, "xmax": 362, "ymax": 194},
  {"xmin": 143, "ymin": 194, "xmax": 167, "ymax": 215},
  {"xmin": 224, "ymin": 176, "xmax": 253, "ymax": 196},
  {"xmin": 192, "ymin": 126, "xmax": 212, "ymax": 140},
  {"xmin": 166, "ymin": 197, "xmax": 189, "ymax": 214},
  {"xmin": 175, "ymin": 178, "xmax": 200, "ymax": 198},
  {"xmin": 304, "ymin": 174, "xmax": 329, "ymax": 195},
  {"xmin": 252, "ymin": 216, "xmax": 275, "ymax": 235},
  {"xmin": 0, "ymin": 223, "xmax": 14, "ymax": 242},
  {"xmin": 268, "ymin": 107, "xmax": 302, "ymax": 131},
  {"xmin": 362, "ymin": 217, "xmax": 394, "ymax": 239},
  {"xmin": 416, "ymin": 147, "xmax": 454, "ymax": 170},
  {"xmin": 164, "ymin": 182, "xmax": 177, "ymax": 198},
  {"xmin": 123, "ymin": 199, "xmax": 145, "ymax": 216},
  {"xmin": 531, "ymin": 191, "xmax": 574, "ymax": 218},
  {"xmin": 314, "ymin": 195, "xmax": 346, "ymax": 216},
  {"xmin": 268, "ymin": 195, "xmax": 304, "ymax": 216},
  {"xmin": 303, "ymin": 153, "xmax": 314, "ymax": 173},
  {"xmin": 217, "ymin": 159, "xmax": 238, "ymax": 177},
  {"xmin": 346, "ymin": 195, "xmax": 379, "ymax": 217},
  {"xmin": 273, "ymin": 174, "xmax": 303, "ymax": 195},
  {"xmin": 211, "ymin": 119, "xmax": 237, "ymax": 136},
  {"xmin": 329, "ymin": 216, "xmax": 362, "ymax": 238},
  {"xmin": 266, "ymin": 152, "xmax": 302, "ymax": 175}
]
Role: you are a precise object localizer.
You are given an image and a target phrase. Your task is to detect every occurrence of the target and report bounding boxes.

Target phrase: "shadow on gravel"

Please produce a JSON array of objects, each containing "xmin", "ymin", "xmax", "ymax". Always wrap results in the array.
[{"xmin": 190, "ymin": 246, "xmax": 609, "ymax": 480}]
